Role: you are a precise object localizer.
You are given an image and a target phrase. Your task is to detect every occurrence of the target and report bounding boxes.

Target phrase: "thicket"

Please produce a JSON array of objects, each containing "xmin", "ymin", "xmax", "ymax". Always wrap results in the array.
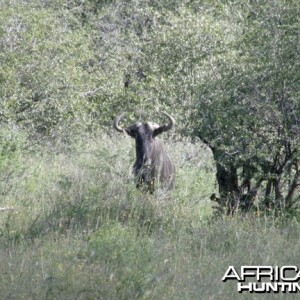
[
  {"xmin": 1, "ymin": 0, "xmax": 299, "ymax": 214},
  {"xmin": 0, "ymin": 0, "xmax": 300, "ymax": 298}
]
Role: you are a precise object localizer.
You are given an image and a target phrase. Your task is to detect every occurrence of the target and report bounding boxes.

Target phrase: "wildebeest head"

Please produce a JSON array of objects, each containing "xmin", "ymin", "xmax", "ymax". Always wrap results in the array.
[{"xmin": 113, "ymin": 112, "xmax": 175, "ymax": 193}]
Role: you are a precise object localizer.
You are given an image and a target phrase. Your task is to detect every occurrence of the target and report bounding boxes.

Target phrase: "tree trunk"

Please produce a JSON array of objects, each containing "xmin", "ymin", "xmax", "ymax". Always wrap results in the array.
[{"xmin": 215, "ymin": 162, "xmax": 240, "ymax": 215}]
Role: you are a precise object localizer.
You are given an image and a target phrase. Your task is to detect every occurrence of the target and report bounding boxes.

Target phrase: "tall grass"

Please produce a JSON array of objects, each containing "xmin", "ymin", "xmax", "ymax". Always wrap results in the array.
[{"xmin": 1, "ymin": 128, "xmax": 300, "ymax": 299}]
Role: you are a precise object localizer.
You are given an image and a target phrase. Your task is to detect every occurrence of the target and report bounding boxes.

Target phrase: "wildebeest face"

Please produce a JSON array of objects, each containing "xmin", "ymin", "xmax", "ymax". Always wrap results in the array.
[{"xmin": 124, "ymin": 122, "xmax": 159, "ymax": 165}]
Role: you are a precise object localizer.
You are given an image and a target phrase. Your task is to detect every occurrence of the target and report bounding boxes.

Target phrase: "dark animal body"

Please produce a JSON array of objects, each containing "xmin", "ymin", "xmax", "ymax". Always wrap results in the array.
[{"xmin": 113, "ymin": 112, "xmax": 176, "ymax": 193}]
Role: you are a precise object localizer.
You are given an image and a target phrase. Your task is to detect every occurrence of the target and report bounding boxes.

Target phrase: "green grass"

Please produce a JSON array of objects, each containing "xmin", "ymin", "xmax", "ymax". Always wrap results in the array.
[{"xmin": 1, "ymin": 131, "xmax": 300, "ymax": 299}]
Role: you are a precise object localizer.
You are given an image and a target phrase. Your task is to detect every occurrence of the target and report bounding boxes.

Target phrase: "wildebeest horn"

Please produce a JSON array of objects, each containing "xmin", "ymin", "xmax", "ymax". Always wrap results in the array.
[
  {"xmin": 160, "ymin": 111, "xmax": 175, "ymax": 131},
  {"xmin": 113, "ymin": 113, "xmax": 126, "ymax": 132}
]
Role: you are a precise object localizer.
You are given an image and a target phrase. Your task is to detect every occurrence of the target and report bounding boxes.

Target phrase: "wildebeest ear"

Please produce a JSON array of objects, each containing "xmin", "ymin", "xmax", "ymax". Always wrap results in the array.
[
  {"xmin": 124, "ymin": 128, "xmax": 136, "ymax": 138},
  {"xmin": 153, "ymin": 112, "xmax": 175, "ymax": 137},
  {"xmin": 153, "ymin": 126, "xmax": 165, "ymax": 137}
]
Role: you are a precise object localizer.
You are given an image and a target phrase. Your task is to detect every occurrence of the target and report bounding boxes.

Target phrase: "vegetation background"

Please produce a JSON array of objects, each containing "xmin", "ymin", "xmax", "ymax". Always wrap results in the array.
[{"xmin": 0, "ymin": 0, "xmax": 299, "ymax": 299}]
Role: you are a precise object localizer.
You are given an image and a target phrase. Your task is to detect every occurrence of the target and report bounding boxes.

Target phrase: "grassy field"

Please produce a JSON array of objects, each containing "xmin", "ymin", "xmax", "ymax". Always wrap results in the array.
[{"xmin": 1, "ymin": 129, "xmax": 300, "ymax": 299}]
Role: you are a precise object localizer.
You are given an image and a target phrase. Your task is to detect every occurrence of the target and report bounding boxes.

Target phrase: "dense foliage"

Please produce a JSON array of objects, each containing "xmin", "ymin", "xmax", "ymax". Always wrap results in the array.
[
  {"xmin": 1, "ymin": 1, "xmax": 300, "ymax": 298},
  {"xmin": 1, "ymin": 0, "xmax": 299, "ymax": 213}
]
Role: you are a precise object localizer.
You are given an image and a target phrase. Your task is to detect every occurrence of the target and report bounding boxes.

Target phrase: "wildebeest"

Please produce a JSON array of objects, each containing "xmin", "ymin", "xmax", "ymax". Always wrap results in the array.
[{"xmin": 113, "ymin": 112, "xmax": 176, "ymax": 193}]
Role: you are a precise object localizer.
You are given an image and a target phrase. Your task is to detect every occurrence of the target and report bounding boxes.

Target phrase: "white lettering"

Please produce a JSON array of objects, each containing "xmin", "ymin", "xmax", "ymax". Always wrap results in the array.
[
  {"xmin": 293, "ymin": 282, "xmax": 300, "ymax": 292},
  {"xmin": 257, "ymin": 266, "xmax": 273, "ymax": 282},
  {"xmin": 238, "ymin": 282, "xmax": 253, "ymax": 293},
  {"xmin": 281, "ymin": 266, "xmax": 299, "ymax": 282},
  {"xmin": 240, "ymin": 266, "xmax": 257, "ymax": 281},
  {"xmin": 278, "ymin": 282, "xmax": 293, "ymax": 293},
  {"xmin": 238, "ymin": 282, "xmax": 300, "ymax": 293},
  {"xmin": 273, "ymin": 266, "xmax": 279, "ymax": 281},
  {"xmin": 264, "ymin": 282, "xmax": 277, "ymax": 292},
  {"xmin": 222, "ymin": 266, "xmax": 241, "ymax": 282},
  {"xmin": 224, "ymin": 266, "xmax": 300, "ymax": 294}
]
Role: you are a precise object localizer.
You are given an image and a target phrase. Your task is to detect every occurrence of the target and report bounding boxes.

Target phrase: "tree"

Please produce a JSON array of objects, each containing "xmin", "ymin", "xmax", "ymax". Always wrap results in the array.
[
  {"xmin": 1, "ymin": 0, "xmax": 299, "ymax": 215},
  {"xmin": 79, "ymin": 0, "xmax": 300, "ymax": 214},
  {"xmin": 189, "ymin": 0, "xmax": 300, "ymax": 214},
  {"xmin": 0, "ymin": 2, "xmax": 104, "ymax": 138}
]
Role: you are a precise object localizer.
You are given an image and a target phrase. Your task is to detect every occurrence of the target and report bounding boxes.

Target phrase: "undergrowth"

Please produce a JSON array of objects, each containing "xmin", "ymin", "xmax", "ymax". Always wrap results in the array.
[{"xmin": 1, "ymin": 128, "xmax": 300, "ymax": 299}]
